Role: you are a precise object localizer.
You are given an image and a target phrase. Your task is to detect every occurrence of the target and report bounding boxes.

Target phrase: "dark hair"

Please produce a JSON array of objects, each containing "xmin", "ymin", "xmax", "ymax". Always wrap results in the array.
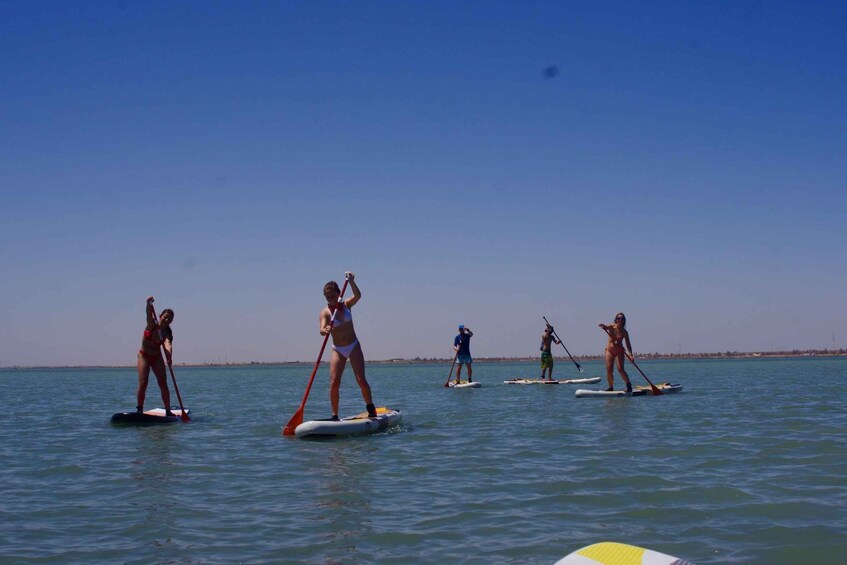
[
  {"xmin": 615, "ymin": 312, "xmax": 626, "ymax": 327},
  {"xmin": 323, "ymin": 281, "xmax": 340, "ymax": 294},
  {"xmin": 161, "ymin": 308, "xmax": 174, "ymax": 322}
]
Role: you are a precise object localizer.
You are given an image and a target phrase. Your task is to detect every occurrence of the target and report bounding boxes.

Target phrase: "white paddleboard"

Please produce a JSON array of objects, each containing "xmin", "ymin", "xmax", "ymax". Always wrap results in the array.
[
  {"xmin": 575, "ymin": 383, "xmax": 682, "ymax": 398},
  {"xmin": 554, "ymin": 541, "xmax": 693, "ymax": 564},
  {"xmin": 293, "ymin": 407, "xmax": 402, "ymax": 438},
  {"xmin": 448, "ymin": 381, "xmax": 482, "ymax": 388},
  {"xmin": 504, "ymin": 377, "xmax": 601, "ymax": 385}
]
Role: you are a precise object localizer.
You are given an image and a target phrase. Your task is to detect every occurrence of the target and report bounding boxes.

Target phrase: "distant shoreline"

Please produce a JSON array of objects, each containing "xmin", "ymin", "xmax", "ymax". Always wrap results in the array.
[{"xmin": 2, "ymin": 350, "xmax": 844, "ymax": 370}]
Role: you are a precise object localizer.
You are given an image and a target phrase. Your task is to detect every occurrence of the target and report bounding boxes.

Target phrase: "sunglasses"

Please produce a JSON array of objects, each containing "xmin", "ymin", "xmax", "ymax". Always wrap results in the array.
[{"xmin": 615, "ymin": 317, "xmax": 625, "ymax": 321}]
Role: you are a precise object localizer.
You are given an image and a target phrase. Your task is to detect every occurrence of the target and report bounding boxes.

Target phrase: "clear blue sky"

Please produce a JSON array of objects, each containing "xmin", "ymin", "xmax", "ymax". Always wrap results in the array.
[{"xmin": 1, "ymin": 1, "xmax": 845, "ymax": 366}]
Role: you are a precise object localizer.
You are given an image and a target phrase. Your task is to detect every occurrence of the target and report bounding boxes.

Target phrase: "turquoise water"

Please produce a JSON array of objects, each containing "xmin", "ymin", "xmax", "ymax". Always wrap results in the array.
[{"xmin": 1, "ymin": 357, "xmax": 845, "ymax": 564}]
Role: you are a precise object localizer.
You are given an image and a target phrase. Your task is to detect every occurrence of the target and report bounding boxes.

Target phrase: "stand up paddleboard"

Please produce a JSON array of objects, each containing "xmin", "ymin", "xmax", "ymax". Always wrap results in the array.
[
  {"xmin": 504, "ymin": 377, "xmax": 601, "ymax": 385},
  {"xmin": 293, "ymin": 407, "xmax": 402, "ymax": 439},
  {"xmin": 111, "ymin": 407, "xmax": 190, "ymax": 424},
  {"xmin": 575, "ymin": 383, "xmax": 682, "ymax": 398},
  {"xmin": 555, "ymin": 541, "xmax": 693, "ymax": 565},
  {"xmin": 448, "ymin": 380, "xmax": 482, "ymax": 388}
]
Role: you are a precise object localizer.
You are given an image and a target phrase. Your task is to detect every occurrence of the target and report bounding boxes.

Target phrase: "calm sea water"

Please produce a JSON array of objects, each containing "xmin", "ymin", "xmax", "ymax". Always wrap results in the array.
[{"xmin": 1, "ymin": 357, "xmax": 845, "ymax": 564}]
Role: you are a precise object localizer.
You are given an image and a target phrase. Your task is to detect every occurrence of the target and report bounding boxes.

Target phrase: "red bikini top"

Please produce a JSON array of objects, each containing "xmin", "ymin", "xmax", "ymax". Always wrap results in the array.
[{"xmin": 143, "ymin": 326, "xmax": 173, "ymax": 346}]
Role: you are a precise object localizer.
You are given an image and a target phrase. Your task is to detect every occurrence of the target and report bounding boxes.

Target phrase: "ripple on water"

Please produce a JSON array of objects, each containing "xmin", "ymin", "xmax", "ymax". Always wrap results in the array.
[{"xmin": 1, "ymin": 359, "xmax": 846, "ymax": 564}]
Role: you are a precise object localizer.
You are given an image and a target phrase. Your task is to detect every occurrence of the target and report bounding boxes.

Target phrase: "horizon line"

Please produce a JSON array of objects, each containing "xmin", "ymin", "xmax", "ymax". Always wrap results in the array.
[{"xmin": 2, "ymin": 348, "xmax": 845, "ymax": 370}]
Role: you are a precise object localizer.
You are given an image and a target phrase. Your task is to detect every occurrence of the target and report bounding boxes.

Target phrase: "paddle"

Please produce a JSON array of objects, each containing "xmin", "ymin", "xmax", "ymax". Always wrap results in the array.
[
  {"xmin": 282, "ymin": 276, "xmax": 350, "ymax": 436},
  {"xmin": 600, "ymin": 325, "xmax": 663, "ymax": 395},
  {"xmin": 150, "ymin": 305, "xmax": 191, "ymax": 421},
  {"xmin": 542, "ymin": 316, "xmax": 583, "ymax": 373},
  {"xmin": 623, "ymin": 353, "xmax": 663, "ymax": 396},
  {"xmin": 443, "ymin": 340, "xmax": 461, "ymax": 387}
]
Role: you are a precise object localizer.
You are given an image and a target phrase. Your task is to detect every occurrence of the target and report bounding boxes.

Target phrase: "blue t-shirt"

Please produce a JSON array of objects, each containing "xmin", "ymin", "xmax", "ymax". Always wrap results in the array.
[{"xmin": 454, "ymin": 332, "xmax": 471, "ymax": 355}]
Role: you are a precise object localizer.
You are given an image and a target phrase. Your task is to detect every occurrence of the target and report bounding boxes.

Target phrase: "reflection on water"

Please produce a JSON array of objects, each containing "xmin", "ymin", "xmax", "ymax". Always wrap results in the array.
[
  {"xmin": 313, "ymin": 441, "xmax": 376, "ymax": 561},
  {"xmin": 128, "ymin": 427, "xmax": 181, "ymax": 556}
]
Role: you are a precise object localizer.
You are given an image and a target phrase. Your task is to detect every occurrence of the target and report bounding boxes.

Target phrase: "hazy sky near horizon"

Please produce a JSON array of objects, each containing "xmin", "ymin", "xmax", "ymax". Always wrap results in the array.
[{"xmin": 1, "ymin": 1, "xmax": 845, "ymax": 367}]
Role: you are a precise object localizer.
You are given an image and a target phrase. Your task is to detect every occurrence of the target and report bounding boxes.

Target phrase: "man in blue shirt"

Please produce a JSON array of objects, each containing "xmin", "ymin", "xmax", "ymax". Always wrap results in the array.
[{"xmin": 453, "ymin": 325, "xmax": 474, "ymax": 384}]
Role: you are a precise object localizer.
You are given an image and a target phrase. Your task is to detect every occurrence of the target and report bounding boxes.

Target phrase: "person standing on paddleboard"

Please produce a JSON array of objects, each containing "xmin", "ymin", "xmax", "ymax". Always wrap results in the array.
[
  {"xmin": 599, "ymin": 312, "xmax": 633, "ymax": 393},
  {"xmin": 137, "ymin": 296, "xmax": 175, "ymax": 416},
  {"xmin": 454, "ymin": 325, "xmax": 474, "ymax": 384},
  {"xmin": 540, "ymin": 323, "xmax": 561, "ymax": 381},
  {"xmin": 321, "ymin": 273, "xmax": 377, "ymax": 420}
]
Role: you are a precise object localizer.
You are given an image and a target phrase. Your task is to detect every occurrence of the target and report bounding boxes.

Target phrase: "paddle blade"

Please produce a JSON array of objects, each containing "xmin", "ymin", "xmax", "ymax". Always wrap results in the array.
[
  {"xmin": 577, "ymin": 364, "xmax": 584, "ymax": 373},
  {"xmin": 181, "ymin": 412, "xmax": 191, "ymax": 422},
  {"xmin": 282, "ymin": 408, "xmax": 303, "ymax": 436},
  {"xmin": 651, "ymin": 385, "xmax": 664, "ymax": 396}
]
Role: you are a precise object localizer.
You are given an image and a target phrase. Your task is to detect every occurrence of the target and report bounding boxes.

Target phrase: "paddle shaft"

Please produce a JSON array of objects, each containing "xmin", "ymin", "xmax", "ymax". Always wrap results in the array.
[
  {"xmin": 621, "ymin": 354, "xmax": 662, "ymax": 394},
  {"xmin": 600, "ymin": 325, "xmax": 663, "ymax": 395},
  {"xmin": 443, "ymin": 338, "xmax": 461, "ymax": 387},
  {"xmin": 542, "ymin": 316, "xmax": 583, "ymax": 373},
  {"xmin": 282, "ymin": 277, "xmax": 350, "ymax": 436},
  {"xmin": 150, "ymin": 304, "xmax": 191, "ymax": 421}
]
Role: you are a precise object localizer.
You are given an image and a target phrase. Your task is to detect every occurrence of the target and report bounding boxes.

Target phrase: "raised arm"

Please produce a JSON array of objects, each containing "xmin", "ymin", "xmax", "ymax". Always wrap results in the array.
[
  {"xmin": 146, "ymin": 297, "xmax": 157, "ymax": 329},
  {"xmin": 344, "ymin": 272, "xmax": 361, "ymax": 308}
]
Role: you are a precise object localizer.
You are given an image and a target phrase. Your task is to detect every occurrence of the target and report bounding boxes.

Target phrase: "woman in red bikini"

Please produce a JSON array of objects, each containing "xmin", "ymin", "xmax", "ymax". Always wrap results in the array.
[
  {"xmin": 320, "ymin": 272, "xmax": 376, "ymax": 421},
  {"xmin": 599, "ymin": 312, "xmax": 633, "ymax": 393},
  {"xmin": 137, "ymin": 296, "xmax": 174, "ymax": 415}
]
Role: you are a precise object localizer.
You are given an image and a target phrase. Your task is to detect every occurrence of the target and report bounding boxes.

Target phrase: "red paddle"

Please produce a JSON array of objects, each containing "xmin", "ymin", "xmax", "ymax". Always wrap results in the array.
[
  {"xmin": 282, "ymin": 276, "xmax": 350, "ymax": 436},
  {"xmin": 150, "ymin": 305, "xmax": 191, "ymax": 421}
]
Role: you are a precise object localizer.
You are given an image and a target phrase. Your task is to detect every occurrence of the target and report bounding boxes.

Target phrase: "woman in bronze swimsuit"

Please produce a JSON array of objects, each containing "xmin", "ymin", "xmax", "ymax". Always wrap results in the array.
[
  {"xmin": 599, "ymin": 312, "xmax": 633, "ymax": 393},
  {"xmin": 137, "ymin": 296, "xmax": 174, "ymax": 415}
]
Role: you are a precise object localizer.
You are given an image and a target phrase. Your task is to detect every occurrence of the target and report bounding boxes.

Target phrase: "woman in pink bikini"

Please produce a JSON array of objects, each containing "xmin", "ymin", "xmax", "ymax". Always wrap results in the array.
[
  {"xmin": 599, "ymin": 312, "xmax": 633, "ymax": 393},
  {"xmin": 320, "ymin": 272, "xmax": 376, "ymax": 420},
  {"xmin": 137, "ymin": 296, "xmax": 174, "ymax": 415}
]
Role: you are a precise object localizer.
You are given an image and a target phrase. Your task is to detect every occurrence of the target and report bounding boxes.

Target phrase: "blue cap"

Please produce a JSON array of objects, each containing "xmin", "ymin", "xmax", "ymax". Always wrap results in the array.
[{"xmin": 458, "ymin": 324, "xmax": 464, "ymax": 329}]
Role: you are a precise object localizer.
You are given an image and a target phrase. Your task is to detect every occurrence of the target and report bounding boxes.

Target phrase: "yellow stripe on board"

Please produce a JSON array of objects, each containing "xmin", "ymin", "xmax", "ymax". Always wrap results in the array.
[
  {"xmin": 352, "ymin": 406, "xmax": 391, "ymax": 419},
  {"xmin": 578, "ymin": 542, "xmax": 646, "ymax": 565}
]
